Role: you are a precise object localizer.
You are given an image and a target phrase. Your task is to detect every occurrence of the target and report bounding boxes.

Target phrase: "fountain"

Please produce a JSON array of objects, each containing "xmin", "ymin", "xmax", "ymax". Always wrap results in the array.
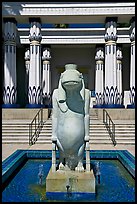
[
  {"xmin": 94, "ymin": 161, "xmax": 101, "ymax": 184},
  {"xmin": 46, "ymin": 64, "xmax": 95, "ymax": 201},
  {"xmin": 2, "ymin": 149, "xmax": 135, "ymax": 202},
  {"xmin": 38, "ymin": 164, "xmax": 44, "ymax": 185},
  {"xmin": 2, "ymin": 67, "xmax": 135, "ymax": 202}
]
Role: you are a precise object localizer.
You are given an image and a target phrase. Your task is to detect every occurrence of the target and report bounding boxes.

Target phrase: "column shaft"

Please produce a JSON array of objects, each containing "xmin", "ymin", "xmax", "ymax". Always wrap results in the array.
[
  {"xmin": 104, "ymin": 17, "xmax": 124, "ymax": 108},
  {"xmin": 42, "ymin": 47, "xmax": 51, "ymax": 107},
  {"xmin": 116, "ymin": 46, "xmax": 123, "ymax": 105},
  {"xmin": 27, "ymin": 19, "xmax": 42, "ymax": 107},
  {"xmin": 3, "ymin": 19, "xmax": 18, "ymax": 107},
  {"xmin": 128, "ymin": 17, "xmax": 135, "ymax": 108},
  {"xmin": 94, "ymin": 46, "xmax": 104, "ymax": 108},
  {"xmin": 24, "ymin": 48, "xmax": 30, "ymax": 103}
]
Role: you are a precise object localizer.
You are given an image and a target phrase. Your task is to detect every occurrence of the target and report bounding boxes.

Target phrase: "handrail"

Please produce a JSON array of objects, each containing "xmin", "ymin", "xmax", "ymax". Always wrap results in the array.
[
  {"xmin": 29, "ymin": 108, "xmax": 44, "ymax": 145},
  {"xmin": 103, "ymin": 109, "xmax": 116, "ymax": 146}
]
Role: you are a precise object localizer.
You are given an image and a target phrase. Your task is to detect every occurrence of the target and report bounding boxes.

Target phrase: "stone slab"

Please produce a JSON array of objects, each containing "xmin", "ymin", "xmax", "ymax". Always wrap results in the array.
[{"xmin": 46, "ymin": 167, "xmax": 95, "ymax": 201}]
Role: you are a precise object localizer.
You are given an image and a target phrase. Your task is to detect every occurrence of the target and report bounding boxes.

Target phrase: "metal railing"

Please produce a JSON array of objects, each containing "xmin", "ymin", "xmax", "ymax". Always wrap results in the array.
[
  {"xmin": 29, "ymin": 108, "xmax": 44, "ymax": 145},
  {"xmin": 103, "ymin": 109, "xmax": 116, "ymax": 146}
]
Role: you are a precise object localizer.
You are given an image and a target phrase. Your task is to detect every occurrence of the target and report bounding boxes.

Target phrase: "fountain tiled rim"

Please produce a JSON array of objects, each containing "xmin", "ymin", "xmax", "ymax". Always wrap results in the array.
[{"xmin": 2, "ymin": 150, "xmax": 135, "ymax": 184}]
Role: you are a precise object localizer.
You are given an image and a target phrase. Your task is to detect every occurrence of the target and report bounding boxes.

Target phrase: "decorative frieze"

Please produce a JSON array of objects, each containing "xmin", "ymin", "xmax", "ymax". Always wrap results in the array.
[{"xmin": 2, "ymin": 2, "xmax": 134, "ymax": 17}]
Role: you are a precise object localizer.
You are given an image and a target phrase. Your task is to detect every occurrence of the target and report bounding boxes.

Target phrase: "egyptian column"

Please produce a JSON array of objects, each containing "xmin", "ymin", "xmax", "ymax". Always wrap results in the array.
[
  {"xmin": 3, "ymin": 18, "xmax": 18, "ymax": 107},
  {"xmin": 104, "ymin": 17, "xmax": 122, "ymax": 108},
  {"xmin": 116, "ymin": 45, "xmax": 124, "ymax": 106},
  {"xmin": 42, "ymin": 46, "xmax": 51, "ymax": 106},
  {"xmin": 27, "ymin": 18, "xmax": 42, "ymax": 107},
  {"xmin": 127, "ymin": 17, "xmax": 135, "ymax": 108},
  {"xmin": 24, "ymin": 48, "xmax": 30, "ymax": 104},
  {"xmin": 94, "ymin": 46, "xmax": 104, "ymax": 108}
]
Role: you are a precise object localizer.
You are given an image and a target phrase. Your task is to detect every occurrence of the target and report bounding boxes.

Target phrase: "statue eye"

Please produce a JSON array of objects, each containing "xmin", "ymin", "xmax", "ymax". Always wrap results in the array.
[{"xmin": 79, "ymin": 74, "xmax": 83, "ymax": 79}]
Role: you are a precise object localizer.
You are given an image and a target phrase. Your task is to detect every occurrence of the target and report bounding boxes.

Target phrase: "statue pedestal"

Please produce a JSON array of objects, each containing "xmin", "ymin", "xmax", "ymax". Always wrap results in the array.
[{"xmin": 46, "ymin": 167, "xmax": 96, "ymax": 201}]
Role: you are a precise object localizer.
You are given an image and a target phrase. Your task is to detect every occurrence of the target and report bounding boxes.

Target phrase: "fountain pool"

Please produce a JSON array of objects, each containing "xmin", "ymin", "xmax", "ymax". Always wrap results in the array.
[{"xmin": 2, "ymin": 150, "xmax": 135, "ymax": 202}]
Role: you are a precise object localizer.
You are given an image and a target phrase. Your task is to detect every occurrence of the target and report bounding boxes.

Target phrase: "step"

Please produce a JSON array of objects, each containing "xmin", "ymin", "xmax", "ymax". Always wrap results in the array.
[
  {"xmin": 115, "ymin": 132, "xmax": 135, "ymax": 136},
  {"xmin": 2, "ymin": 130, "xmax": 29, "ymax": 133},
  {"xmin": 2, "ymin": 122, "xmax": 30, "ymax": 125},
  {"xmin": 32, "ymin": 140, "xmax": 52, "ymax": 144},
  {"xmin": 2, "ymin": 133, "xmax": 29, "ymax": 136},
  {"xmin": 38, "ymin": 134, "xmax": 52, "ymax": 136},
  {"xmin": 2, "ymin": 141, "xmax": 29, "ymax": 144},
  {"xmin": 2, "ymin": 114, "xmax": 135, "ymax": 146},
  {"xmin": 115, "ymin": 126, "xmax": 135, "ymax": 128},
  {"xmin": 89, "ymin": 141, "xmax": 112, "ymax": 144},
  {"xmin": 115, "ymin": 141, "xmax": 135, "ymax": 144},
  {"xmin": 115, "ymin": 128, "xmax": 135, "ymax": 130},
  {"xmin": 90, "ymin": 134, "xmax": 109, "ymax": 137},
  {"xmin": 2, "ymin": 136, "xmax": 29, "ymax": 140},
  {"xmin": 115, "ymin": 137, "xmax": 135, "ymax": 140},
  {"xmin": 2, "ymin": 128, "xmax": 29, "ymax": 130}
]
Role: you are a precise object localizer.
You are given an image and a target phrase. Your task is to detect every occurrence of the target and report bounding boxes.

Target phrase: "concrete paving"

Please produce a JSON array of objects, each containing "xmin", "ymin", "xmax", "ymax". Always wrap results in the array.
[{"xmin": 2, "ymin": 143, "xmax": 135, "ymax": 162}]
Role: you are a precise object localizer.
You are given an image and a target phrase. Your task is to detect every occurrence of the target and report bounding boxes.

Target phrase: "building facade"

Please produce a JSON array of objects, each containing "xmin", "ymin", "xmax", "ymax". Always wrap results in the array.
[{"xmin": 2, "ymin": 2, "xmax": 135, "ymax": 108}]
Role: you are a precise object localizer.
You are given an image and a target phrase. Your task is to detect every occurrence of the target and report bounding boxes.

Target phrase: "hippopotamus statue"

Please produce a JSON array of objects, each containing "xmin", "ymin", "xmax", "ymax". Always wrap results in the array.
[{"xmin": 51, "ymin": 64, "xmax": 90, "ymax": 172}]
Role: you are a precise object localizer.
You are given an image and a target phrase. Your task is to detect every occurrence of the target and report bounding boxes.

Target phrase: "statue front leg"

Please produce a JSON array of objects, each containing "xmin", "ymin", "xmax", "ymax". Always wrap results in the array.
[
  {"xmin": 52, "ymin": 142, "xmax": 56, "ymax": 172},
  {"xmin": 84, "ymin": 89, "xmax": 90, "ymax": 172},
  {"xmin": 75, "ymin": 143, "xmax": 85, "ymax": 172},
  {"xmin": 58, "ymin": 150, "xmax": 66, "ymax": 170}
]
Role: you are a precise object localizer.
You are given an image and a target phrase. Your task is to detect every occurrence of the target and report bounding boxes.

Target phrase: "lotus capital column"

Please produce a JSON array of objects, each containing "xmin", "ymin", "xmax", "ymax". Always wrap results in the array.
[
  {"xmin": 42, "ymin": 46, "xmax": 51, "ymax": 101},
  {"xmin": 27, "ymin": 18, "xmax": 42, "ymax": 108},
  {"xmin": 127, "ymin": 17, "xmax": 135, "ymax": 108},
  {"xmin": 103, "ymin": 17, "xmax": 124, "ymax": 108},
  {"xmin": 3, "ymin": 18, "xmax": 18, "ymax": 108},
  {"xmin": 93, "ymin": 46, "xmax": 104, "ymax": 108}
]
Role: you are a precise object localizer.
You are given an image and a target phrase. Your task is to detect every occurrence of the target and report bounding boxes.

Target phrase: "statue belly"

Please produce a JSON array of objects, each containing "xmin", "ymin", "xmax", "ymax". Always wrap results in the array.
[{"xmin": 57, "ymin": 116, "xmax": 85, "ymax": 151}]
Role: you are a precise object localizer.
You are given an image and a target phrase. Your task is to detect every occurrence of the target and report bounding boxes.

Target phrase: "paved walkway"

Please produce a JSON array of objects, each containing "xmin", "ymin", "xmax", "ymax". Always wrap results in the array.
[{"xmin": 2, "ymin": 143, "xmax": 135, "ymax": 162}]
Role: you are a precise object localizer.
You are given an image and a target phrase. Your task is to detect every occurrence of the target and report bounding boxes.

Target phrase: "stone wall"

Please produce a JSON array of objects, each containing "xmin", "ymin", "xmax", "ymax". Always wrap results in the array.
[
  {"xmin": 97, "ymin": 108, "xmax": 135, "ymax": 120},
  {"xmin": 2, "ymin": 108, "xmax": 49, "ymax": 121}
]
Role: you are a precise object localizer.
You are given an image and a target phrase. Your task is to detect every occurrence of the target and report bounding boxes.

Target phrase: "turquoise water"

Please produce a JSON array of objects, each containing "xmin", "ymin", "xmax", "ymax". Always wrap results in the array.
[{"xmin": 2, "ymin": 159, "xmax": 135, "ymax": 202}]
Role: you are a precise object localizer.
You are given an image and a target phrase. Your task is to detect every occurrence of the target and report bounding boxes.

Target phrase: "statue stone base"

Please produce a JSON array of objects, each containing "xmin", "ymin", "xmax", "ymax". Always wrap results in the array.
[{"xmin": 46, "ymin": 167, "xmax": 95, "ymax": 201}]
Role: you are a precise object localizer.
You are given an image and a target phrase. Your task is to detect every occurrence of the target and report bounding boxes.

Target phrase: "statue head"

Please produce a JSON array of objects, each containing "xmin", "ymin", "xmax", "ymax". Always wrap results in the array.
[
  {"xmin": 58, "ymin": 64, "xmax": 85, "ymax": 104},
  {"xmin": 62, "ymin": 64, "xmax": 83, "ymax": 90}
]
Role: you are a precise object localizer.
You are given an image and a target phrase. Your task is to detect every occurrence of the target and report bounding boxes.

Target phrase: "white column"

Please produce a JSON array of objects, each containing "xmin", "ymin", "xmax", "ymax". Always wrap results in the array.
[
  {"xmin": 129, "ymin": 17, "xmax": 135, "ymax": 107},
  {"xmin": 94, "ymin": 46, "xmax": 104, "ymax": 107},
  {"xmin": 24, "ymin": 48, "xmax": 30, "ymax": 103},
  {"xmin": 42, "ymin": 47, "xmax": 51, "ymax": 97},
  {"xmin": 116, "ymin": 46, "xmax": 123, "ymax": 105},
  {"xmin": 3, "ymin": 18, "xmax": 17, "ymax": 107},
  {"xmin": 104, "ymin": 17, "xmax": 118, "ymax": 107},
  {"xmin": 28, "ymin": 18, "xmax": 42, "ymax": 107}
]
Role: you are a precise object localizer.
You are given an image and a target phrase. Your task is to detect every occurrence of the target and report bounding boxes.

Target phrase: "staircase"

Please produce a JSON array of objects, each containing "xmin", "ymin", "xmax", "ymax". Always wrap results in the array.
[
  {"xmin": 89, "ymin": 109, "xmax": 112, "ymax": 144},
  {"xmin": 36, "ymin": 115, "xmax": 52, "ymax": 144},
  {"xmin": 2, "ymin": 109, "xmax": 135, "ymax": 145},
  {"xmin": 114, "ymin": 121, "xmax": 135, "ymax": 145},
  {"xmin": 36, "ymin": 109, "xmax": 113, "ymax": 145},
  {"xmin": 2, "ymin": 120, "xmax": 30, "ymax": 144}
]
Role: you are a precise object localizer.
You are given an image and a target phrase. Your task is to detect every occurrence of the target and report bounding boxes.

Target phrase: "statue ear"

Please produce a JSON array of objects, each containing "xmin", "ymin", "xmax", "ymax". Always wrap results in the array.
[
  {"xmin": 80, "ymin": 74, "xmax": 85, "ymax": 101},
  {"xmin": 58, "ymin": 73, "xmax": 66, "ymax": 103}
]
